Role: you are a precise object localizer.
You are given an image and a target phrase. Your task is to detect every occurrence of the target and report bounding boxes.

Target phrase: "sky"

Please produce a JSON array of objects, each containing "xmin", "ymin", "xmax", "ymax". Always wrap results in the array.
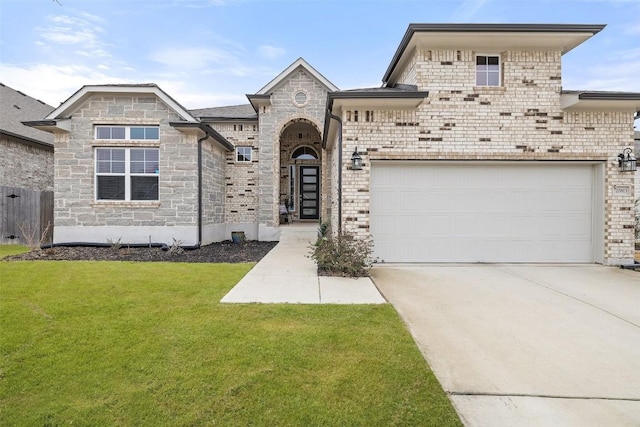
[{"xmin": 0, "ymin": 0, "xmax": 639, "ymax": 113}]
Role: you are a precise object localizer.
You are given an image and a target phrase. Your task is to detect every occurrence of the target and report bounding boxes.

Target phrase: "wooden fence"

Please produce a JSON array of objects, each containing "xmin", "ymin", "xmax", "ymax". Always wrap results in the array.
[{"xmin": 0, "ymin": 186, "xmax": 53, "ymax": 246}]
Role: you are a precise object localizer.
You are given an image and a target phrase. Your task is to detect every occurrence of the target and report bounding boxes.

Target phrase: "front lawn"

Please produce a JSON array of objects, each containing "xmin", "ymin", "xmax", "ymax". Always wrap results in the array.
[
  {"xmin": 0, "ymin": 245, "xmax": 29, "ymax": 259},
  {"xmin": 0, "ymin": 260, "xmax": 460, "ymax": 426}
]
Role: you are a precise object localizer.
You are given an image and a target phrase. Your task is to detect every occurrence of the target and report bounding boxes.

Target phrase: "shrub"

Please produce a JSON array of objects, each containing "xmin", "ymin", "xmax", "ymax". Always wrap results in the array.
[{"xmin": 309, "ymin": 231, "xmax": 374, "ymax": 277}]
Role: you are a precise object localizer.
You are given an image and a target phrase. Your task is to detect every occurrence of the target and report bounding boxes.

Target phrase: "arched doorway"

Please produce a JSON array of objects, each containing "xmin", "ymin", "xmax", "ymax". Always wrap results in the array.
[{"xmin": 279, "ymin": 119, "xmax": 322, "ymax": 221}]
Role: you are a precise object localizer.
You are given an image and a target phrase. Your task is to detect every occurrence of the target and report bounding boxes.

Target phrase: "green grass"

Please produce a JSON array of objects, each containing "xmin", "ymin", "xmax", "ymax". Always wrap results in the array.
[
  {"xmin": 0, "ymin": 245, "xmax": 29, "ymax": 259},
  {"xmin": 0, "ymin": 260, "xmax": 460, "ymax": 426}
]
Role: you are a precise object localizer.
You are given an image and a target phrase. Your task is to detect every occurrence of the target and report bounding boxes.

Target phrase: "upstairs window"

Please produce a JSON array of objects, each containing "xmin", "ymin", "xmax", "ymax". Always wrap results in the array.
[
  {"xmin": 236, "ymin": 146, "xmax": 252, "ymax": 163},
  {"xmin": 95, "ymin": 148, "xmax": 159, "ymax": 201},
  {"xmin": 476, "ymin": 55, "xmax": 500, "ymax": 86},
  {"xmin": 95, "ymin": 126, "xmax": 159, "ymax": 140}
]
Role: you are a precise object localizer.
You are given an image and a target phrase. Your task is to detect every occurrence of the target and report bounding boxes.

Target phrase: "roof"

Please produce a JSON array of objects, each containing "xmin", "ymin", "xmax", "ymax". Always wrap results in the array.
[
  {"xmin": 561, "ymin": 90, "xmax": 640, "ymax": 112},
  {"xmin": 383, "ymin": 23, "xmax": 606, "ymax": 85},
  {"xmin": 0, "ymin": 83, "xmax": 54, "ymax": 148},
  {"xmin": 45, "ymin": 84, "xmax": 197, "ymax": 123},
  {"xmin": 190, "ymin": 104, "xmax": 257, "ymax": 120}
]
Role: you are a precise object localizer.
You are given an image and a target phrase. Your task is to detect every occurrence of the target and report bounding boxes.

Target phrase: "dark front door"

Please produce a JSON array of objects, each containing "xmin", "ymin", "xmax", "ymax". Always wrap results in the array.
[{"xmin": 299, "ymin": 166, "xmax": 319, "ymax": 219}]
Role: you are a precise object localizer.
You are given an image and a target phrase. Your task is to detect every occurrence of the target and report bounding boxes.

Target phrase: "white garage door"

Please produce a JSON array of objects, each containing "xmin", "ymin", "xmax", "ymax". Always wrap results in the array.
[{"xmin": 370, "ymin": 162, "xmax": 597, "ymax": 263}]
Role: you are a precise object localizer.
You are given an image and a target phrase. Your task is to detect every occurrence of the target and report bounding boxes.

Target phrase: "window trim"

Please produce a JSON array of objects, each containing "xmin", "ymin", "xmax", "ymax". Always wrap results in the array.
[
  {"xmin": 95, "ymin": 147, "xmax": 160, "ymax": 201},
  {"xmin": 95, "ymin": 125, "xmax": 160, "ymax": 140},
  {"xmin": 235, "ymin": 146, "xmax": 253, "ymax": 163},
  {"xmin": 475, "ymin": 54, "xmax": 501, "ymax": 87}
]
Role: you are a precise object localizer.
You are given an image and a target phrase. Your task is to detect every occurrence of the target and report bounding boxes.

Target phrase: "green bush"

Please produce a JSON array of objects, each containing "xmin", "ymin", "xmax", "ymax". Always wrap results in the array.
[{"xmin": 310, "ymin": 231, "xmax": 374, "ymax": 277}]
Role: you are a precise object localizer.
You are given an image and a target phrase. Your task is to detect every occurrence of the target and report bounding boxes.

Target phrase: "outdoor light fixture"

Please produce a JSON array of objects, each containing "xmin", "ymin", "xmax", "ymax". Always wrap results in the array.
[
  {"xmin": 618, "ymin": 148, "xmax": 637, "ymax": 172},
  {"xmin": 351, "ymin": 147, "xmax": 363, "ymax": 170}
]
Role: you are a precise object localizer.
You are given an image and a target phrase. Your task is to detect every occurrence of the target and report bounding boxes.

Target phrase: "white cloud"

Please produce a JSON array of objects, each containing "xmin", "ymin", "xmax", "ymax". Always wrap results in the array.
[
  {"xmin": 37, "ymin": 14, "xmax": 110, "ymax": 58},
  {"xmin": 0, "ymin": 63, "xmax": 128, "ymax": 107},
  {"xmin": 258, "ymin": 45, "xmax": 285, "ymax": 60}
]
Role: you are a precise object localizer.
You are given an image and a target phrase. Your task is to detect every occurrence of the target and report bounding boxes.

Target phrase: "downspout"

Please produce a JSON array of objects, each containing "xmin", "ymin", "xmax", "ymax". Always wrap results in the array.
[
  {"xmin": 328, "ymin": 110, "xmax": 343, "ymax": 234},
  {"xmin": 194, "ymin": 134, "xmax": 208, "ymax": 248}
]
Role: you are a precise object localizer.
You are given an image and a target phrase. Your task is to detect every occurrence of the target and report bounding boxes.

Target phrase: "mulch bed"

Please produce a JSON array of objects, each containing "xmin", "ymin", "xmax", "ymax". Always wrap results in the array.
[{"xmin": 4, "ymin": 241, "xmax": 279, "ymax": 263}]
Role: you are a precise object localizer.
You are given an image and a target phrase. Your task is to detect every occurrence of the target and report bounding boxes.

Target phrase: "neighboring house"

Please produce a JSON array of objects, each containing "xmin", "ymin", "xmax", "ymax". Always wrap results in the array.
[
  {"xmin": 0, "ymin": 83, "xmax": 54, "ymax": 191},
  {"xmin": 26, "ymin": 24, "xmax": 640, "ymax": 265},
  {"xmin": 1, "ymin": 84, "xmax": 55, "ymax": 245}
]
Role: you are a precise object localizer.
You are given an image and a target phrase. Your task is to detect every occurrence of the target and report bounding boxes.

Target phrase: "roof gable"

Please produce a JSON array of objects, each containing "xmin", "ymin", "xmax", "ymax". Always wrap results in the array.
[
  {"xmin": 45, "ymin": 84, "xmax": 197, "ymax": 122},
  {"xmin": 256, "ymin": 58, "xmax": 338, "ymax": 95}
]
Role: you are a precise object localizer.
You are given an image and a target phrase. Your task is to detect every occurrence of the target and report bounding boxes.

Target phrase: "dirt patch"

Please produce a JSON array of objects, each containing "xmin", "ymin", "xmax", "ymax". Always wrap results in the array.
[{"xmin": 4, "ymin": 241, "xmax": 278, "ymax": 263}]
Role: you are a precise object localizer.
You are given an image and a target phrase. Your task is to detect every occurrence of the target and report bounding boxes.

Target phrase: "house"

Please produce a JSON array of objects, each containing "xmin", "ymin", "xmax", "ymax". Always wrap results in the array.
[
  {"xmin": 26, "ymin": 24, "xmax": 640, "ymax": 265},
  {"xmin": 1, "ymin": 83, "xmax": 54, "ymax": 191}
]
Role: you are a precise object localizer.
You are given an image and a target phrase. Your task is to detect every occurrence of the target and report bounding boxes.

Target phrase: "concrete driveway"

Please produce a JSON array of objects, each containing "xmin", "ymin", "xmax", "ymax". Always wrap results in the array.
[{"xmin": 371, "ymin": 265, "xmax": 640, "ymax": 426}]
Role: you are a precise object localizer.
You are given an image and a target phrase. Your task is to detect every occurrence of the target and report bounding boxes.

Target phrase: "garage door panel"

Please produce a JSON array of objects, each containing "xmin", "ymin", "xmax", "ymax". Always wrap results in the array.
[{"xmin": 371, "ymin": 163, "xmax": 595, "ymax": 263}]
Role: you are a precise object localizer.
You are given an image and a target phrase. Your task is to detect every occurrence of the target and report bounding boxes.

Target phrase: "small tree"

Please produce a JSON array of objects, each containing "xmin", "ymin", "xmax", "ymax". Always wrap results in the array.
[{"xmin": 18, "ymin": 221, "xmax": 51, "ymax": 252}]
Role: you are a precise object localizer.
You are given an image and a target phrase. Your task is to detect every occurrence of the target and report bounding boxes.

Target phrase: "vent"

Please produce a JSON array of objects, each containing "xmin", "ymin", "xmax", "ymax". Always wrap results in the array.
[{"xmin": 293, "ymin": 91, "xmax": 308, "ymax": 107}]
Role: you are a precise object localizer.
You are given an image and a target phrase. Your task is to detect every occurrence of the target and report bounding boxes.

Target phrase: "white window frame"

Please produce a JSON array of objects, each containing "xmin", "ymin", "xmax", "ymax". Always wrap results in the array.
[
  {"xmin": 236, "ymin": 146, "xmax": 252, "ymax": 163},
  {"xmin": 95, "ymin": 125, "xmax": 160, "ymax": 140},
  {"xmin": 95, "ymin": 147, "xmax": 159, "ymax": 201},
  {"xmin": 475, "ymin": 54, "xmax": 501, "ymax": 87}
]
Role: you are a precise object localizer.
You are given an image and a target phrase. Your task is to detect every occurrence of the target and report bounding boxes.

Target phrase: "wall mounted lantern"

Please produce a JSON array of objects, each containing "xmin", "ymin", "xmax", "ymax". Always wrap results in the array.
[
  {"xmin": 351, "ymin": 147, "xmax": 363, "ymax": 170},
  {"xmin": 618, "ymin": 148, "xmax": 637, "ymax": 172}
]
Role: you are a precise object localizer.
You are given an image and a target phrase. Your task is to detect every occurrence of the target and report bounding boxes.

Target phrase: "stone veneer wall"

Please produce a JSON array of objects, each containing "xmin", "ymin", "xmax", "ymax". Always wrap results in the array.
[
  {"xmin": 336, "ymin": 49, "xmax": 635, "ymax": 264},
  {"xmin": 257, "ymin": 68, "xmax": 331, "ymax": 236},
  {"xmin": 0, "ymin": 136, "xmax": 53, "ymax": 191},
  {"xmin": 208, "ymin": 122, "xmax": 260, "ymax": 228},
  {"xmin": 200, "ymin": 138, "xmax": 227, "ymax": 243},
  {"xmin": 53, "ymin": 95, "xmax": 199, "ymax": 244}
]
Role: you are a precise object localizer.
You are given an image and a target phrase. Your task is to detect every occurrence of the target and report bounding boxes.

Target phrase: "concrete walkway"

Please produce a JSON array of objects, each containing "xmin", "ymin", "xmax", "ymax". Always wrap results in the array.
[{"xmin": 221, "ymin": 224, "xmax": 385, "ymax": 304}]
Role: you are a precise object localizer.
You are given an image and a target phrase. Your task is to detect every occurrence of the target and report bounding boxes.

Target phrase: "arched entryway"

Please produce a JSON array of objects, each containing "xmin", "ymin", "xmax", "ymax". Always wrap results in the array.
[{"xmin": 279, "ymin": 118, "xmax": 322, "ymax": 221}]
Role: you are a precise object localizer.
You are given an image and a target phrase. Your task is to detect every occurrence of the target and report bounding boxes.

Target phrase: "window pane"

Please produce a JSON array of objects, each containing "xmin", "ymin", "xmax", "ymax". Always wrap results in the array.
[
  {"xmin": 131, "ymin": 176, "xmax": 158, "ymax": 200},
  {"xmin": 145, "ymin": 127, "xmax": 159, "ymax": 139},
  {"xmin": 488, "ymin": 72, "xmax": 500, "ymax": 86},
  {"xmin": 145, "ymin": 149, "xmax": 159, "ymax": 161},
  {"xmin": 111, "ymin": 161, "xmax": 126, "ymax": 174},
  {"xmin": 96, "ymin": 149, "xmax": 111, "ymax": 160},
  {"xmin": 130, "ymin": 127, "xmax": 145, "ymax": 139},
  {"xmin": 111, "ymin": 149, "xmax": 125, "ymax": 161},
  {"xmin": 476, "ymin": 56, "xmax": 486, "ymax": 66},
  {"xmin": 96, "ymin": 127, "xmax": 110, "ymax": 139},
  {"xmin": 97, "ymin": 176, "xmax": 125, "ymax": 200},
  {"xmin": 131, "ymin": 149, "xmax": 145, "ymax": 161},
  {"xmin": 145, "ymin": 162, "xmax": 159, "ymax": 174},
  {"xmin": 488, "ymin": 56, "xmax": 499, "ymax": 66},
  {"xmin": 111, "ymin": 127, "xmax": 126, "ymax": 139},
  {"xmin": 97, "ymin": 162, "xmax": 111, "ymax": 173},
  {"xmin": 476, "ymin": 72, "xmax": 487, "ymax": 86},
  {"xmin": 130, "ymin": 161, "xmax": 145, "ymax": 173}
]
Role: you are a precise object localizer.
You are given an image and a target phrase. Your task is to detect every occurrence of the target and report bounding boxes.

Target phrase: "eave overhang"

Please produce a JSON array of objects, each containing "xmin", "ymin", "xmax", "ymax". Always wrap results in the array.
[
  {"xmin": 22, "ymin": 119, "xmax": 71, "ymax": 133},
  {"xmin": 246, "ymin": 94, "xmax": 271, "ymax": 113},
  {"xmin": 170, "ymin": 122, "xmax": 234, "ymax": 151},
  {"xmin": 384, "ymin": 23, "xmax": 606, "ymax": 86},
  {"xmin": 561, "ymin": 91, "xmax": 640, "ymax": 112},
  {"xmin": 322, "ymin": 91, "xmax": 429, "ymax": 149}
]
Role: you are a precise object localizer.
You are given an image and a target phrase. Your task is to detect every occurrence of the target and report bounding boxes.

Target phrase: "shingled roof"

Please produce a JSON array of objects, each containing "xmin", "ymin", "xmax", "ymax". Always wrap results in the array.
[
  {"xmin": 0, "ymin": 83, "xmax": 54, "ymax": 148},
  {"xmin": 190, "ymin": 103, "xmax": 257, "ymax": 120}
]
